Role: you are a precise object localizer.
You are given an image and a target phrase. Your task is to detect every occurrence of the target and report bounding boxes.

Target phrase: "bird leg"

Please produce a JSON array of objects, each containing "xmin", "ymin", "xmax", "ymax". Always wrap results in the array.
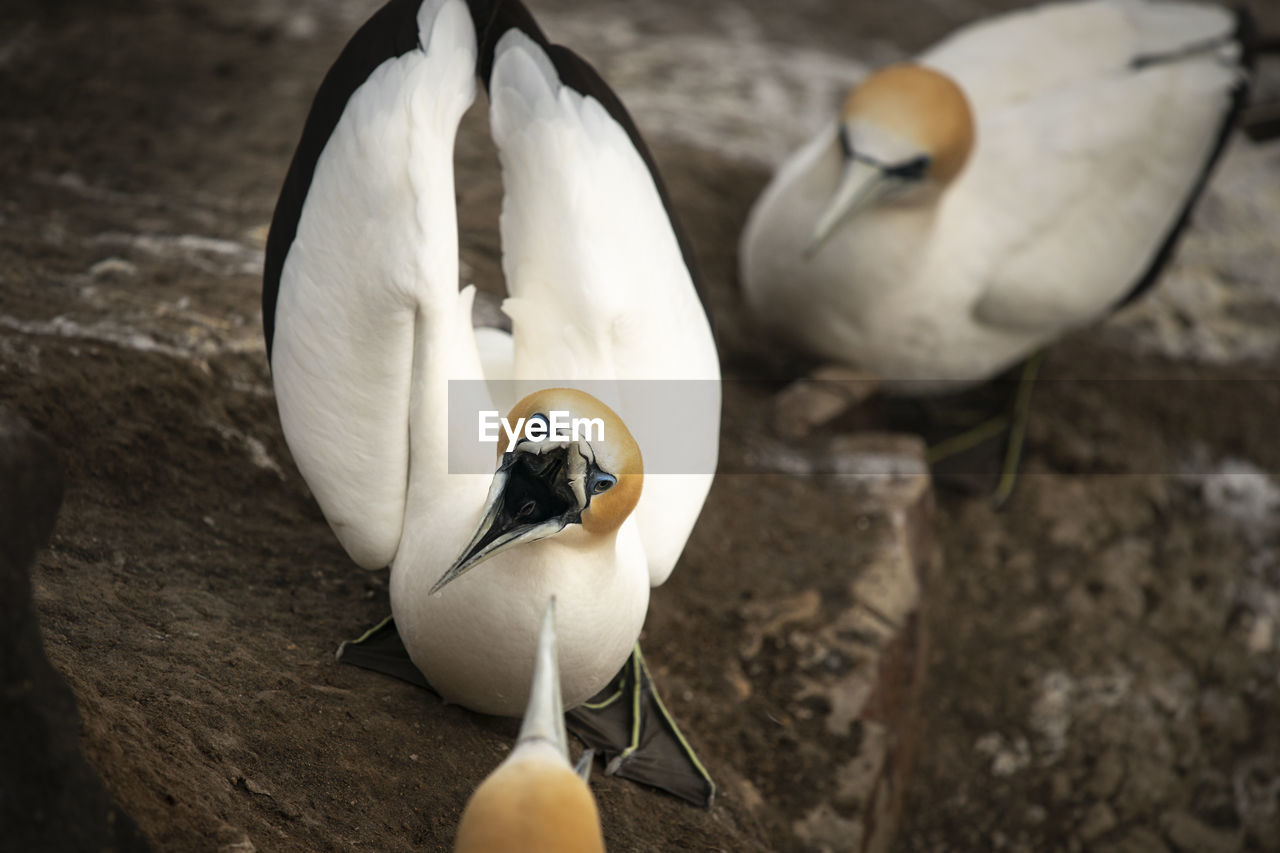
[
  {"xmin": 924, "ymin": 413, "xmax": 1012, "ymax": 464},
  {"xmin": 921, "ymin": 350, "xmax": 1043, "ymax": 506},
  {"xmin": 991, "ymin": 349, "xmax": 1043, "ymax": 507}
]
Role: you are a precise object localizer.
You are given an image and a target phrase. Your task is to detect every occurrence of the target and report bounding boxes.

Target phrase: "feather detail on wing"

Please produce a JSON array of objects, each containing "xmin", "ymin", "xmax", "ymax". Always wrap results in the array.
[
  {"xmin": 483, "ymin": 24, "xmax": 714, "ymax": 382},
  {"xmin": 268, "ymin": 0, "xmax": 479, "ymax": 569},
  {"xmin": 925, "ymin": 0, "xmax": 1247, "ymax": 333}
]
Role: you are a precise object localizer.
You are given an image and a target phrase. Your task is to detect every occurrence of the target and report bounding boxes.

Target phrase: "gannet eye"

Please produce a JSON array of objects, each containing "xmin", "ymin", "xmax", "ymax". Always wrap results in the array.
[
  {"xmin": 529, "ymin": 413, "xmax": 550, "ymax": 429},
  {"xmin": 886, "ymin": 156, "xmax": 930, "ymax": 181},
  {"xmin": 591, "ymin": 473, "xmax": 616, "ymax": 494}
]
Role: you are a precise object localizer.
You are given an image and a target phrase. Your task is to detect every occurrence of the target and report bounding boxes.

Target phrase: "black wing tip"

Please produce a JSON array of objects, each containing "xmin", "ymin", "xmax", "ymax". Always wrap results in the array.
[
  {"xmin": 1232, "ymin": 5, "xmax": 1259, "ymax": 73},
  {"xmin": 1117, "ymin": 5, "xmax": 1255, "ymax": 310},
  {"xmin": 469, "ymin": 0, "xmax": 539, "ymax": 89},
  {"xmin": 263, "ymin": 0, "xmax": 432, "ymax": 361},
  {"xmin": 265, "ymin": 0, "xmax": 713, "ymax": 358},
  {"xmin": 1129, "ymin": 5, "xmax": 1256, "ymax": 75},
  {"xmin": 467, "ymin": 0, "xmax": 710, "ymax": 314},
  {"xmin": 1239, "ymin": 6, "xmax": 1280, "ymax": 141}
]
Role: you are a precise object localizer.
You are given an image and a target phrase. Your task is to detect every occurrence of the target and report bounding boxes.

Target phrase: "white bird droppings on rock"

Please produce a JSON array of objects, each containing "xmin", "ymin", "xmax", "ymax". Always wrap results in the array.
[
  {"xmin": 975, "ymin": 731, "xmax": 1032, "ymax": 777},
  {"xmin": 1029, "ymin": 671, "xmax": 1074, "ymax": 765},
  {"xmin": 1187, "ymin": 456, "xmax": 1280, "ymax": 533},
  {"xmin": 91, "ymin": 231, "xmax": 264, "ymax": 277},
  {"xmin": 88, "ymin": 257, "xmax": 138, "ymax": 278},
  {"xmin": 0, "ymin": 314, "xmax": 191, "ymax": 360}
]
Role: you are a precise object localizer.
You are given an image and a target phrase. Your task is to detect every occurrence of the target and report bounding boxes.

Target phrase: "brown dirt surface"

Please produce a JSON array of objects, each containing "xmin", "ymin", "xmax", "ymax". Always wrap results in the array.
[
  {"xmin": 0, "ymin": 405, "xmax": 150, "ymax": 852},
  {"xmin": 4, "ymin": 0, "xmax": 1280, "ymax": 851}
]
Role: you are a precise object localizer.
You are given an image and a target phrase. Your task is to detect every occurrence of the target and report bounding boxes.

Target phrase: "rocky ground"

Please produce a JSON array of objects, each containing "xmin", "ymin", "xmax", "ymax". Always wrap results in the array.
[{"xmin": 3, "ymin": 0, "xmax": 1280, "ymax": 851}]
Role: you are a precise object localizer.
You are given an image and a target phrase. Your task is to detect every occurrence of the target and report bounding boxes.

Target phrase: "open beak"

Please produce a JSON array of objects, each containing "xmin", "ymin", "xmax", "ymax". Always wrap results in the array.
[
  {"xmin": 806, "ymin": 158, "xmax": 893, "ymax": 256},
  {"xmin": 430, "ymin": 442, "xmax": 591, "ymax": 595}
]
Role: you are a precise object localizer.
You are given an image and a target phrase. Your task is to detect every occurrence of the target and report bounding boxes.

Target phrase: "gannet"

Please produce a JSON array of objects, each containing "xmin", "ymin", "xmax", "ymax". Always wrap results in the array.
[
  {"xmin": 263, "ymin": 0, "xmax": 719, "ymax": 799},
  {"xmin": 742, "ymin": 0, "xmax": 1251, "ymax": 388},
  {"xmin": 454, "ymin": 599, "xmax": 605, "ymax": 853},
  {"xmin": 742, "ymin": 1, "xmax": 1249, "ymax": 404},
  {"xmin": 740, "ymin": 0, "xmax": 1251, "ymax": 498}
]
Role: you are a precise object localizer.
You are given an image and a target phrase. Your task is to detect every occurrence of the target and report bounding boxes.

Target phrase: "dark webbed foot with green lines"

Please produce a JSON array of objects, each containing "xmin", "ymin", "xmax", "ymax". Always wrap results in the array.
[
  {"xmin": 336, "ymin": 619, "xmax": 714, "ymax": 806},
  {"xmin": 567, "ymin": 645, "xmax": 714, "ymax": 806}
]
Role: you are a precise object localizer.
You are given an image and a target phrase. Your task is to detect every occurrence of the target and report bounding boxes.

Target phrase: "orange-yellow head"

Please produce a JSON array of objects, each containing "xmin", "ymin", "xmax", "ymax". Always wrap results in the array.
[
  {"xmin": 433, "ymin": 388, "xmax": 642, "ymax": 595},
  {"xmin": 453, "ymin": 745, "xmax": 605, "ymax": 853},
  {"xmin": 810, "ymin": 64, "xmax": 974, "ymax": 253}
]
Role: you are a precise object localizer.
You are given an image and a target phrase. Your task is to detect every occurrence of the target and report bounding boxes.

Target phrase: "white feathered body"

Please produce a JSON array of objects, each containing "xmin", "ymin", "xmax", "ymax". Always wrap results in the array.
[
  {"xmin": 271, "ymin": 0, "xmax": 718, "ymax": 715},
  {"xmin": 740, "ymin": 0, "xmax": 1246, "ymax": 393}
]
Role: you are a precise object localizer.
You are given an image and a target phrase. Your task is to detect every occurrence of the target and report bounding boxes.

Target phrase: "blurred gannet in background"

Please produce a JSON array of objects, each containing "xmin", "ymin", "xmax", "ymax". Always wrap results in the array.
[
  {"xmin": 263, "ymin": 0, "xmax": 719, "ymax": 803},
  {"xmin": 740, "ymin": 0, "xmax": 1253, "ymax": 499},
  {"xmin": 453, "ymin": 599, "xmax": 605, "ymax": 853}
]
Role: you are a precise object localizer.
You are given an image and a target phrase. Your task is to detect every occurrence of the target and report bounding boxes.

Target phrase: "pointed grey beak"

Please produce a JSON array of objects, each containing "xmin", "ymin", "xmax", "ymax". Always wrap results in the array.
[
  {"xmin": 806, "ymin": 158, "xmax": 893, "ymax": 256},
  {"xmin": 517, "ymin": 597, "xmax": 571, "ymax": 762},
  {"xmin": 430, "ymin": 443, "xmax": 590, "ymax": 595}
]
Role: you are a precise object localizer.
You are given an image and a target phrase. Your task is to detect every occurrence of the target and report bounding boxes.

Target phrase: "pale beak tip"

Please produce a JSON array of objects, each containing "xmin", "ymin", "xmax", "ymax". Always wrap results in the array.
[
  {"xmin": 806, "ymin": 215, "xmax": 842, "ymax": 258},
  {"xmin": 428, "ymin": 567, "xmax": 461, "ymax": 597},
  {"xmin": 804, "ymin": 231, "xmax": 830, "ymax": 259}
]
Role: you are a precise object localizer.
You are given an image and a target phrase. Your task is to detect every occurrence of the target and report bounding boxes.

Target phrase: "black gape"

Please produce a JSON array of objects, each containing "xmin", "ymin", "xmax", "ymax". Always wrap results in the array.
[{"xmin": 500, "ymin": 447, "xmax": 581, "ymax": 527}]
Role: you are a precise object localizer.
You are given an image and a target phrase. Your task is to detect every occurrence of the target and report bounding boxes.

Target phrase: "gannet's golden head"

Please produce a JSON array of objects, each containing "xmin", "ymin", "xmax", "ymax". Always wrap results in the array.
[
  {"xmin": 842, "ymin": 64, "xmax": 974, "ymax": 184},
  {"xmin": 505, "ymin": 388, "xmax": 643, "ymax": 536},
  {"xmin": 432, "ymin": 388, "xmax": 642, "ymax": 595},
  {"xmin": 453, "ymin": 753, "xmax": 605, "ymax": 853},
  {"xmin": 809, "ymin": 64, "xmax": 974, "ymax": 252},
  {"xmin": 453, "ymin": 599, "xmax": 606, "ymax": 853}
]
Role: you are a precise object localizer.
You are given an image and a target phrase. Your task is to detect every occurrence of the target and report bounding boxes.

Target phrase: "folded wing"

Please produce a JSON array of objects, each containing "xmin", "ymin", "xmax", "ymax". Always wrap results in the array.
[{"xmin": 926, "ymin": 0, "xmax": 1248, "ymax": 332}]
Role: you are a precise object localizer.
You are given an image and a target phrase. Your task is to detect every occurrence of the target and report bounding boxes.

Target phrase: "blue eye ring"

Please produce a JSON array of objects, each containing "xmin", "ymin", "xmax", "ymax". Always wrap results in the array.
[{"xmin": 592, "ymin": 473, "xmax": 617, "ymax": 494}]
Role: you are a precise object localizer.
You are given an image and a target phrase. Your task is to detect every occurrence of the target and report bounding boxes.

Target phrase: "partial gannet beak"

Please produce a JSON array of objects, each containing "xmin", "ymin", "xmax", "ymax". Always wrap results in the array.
[
  {"xmin": 452, "ymin": 596, "xmax": 606, "ymax": 852},
  {"xmin": 431, "ymin": 441, "xmax": 592, "ymax": 595},
  {"xmin": 517, "ymin": 598, "xmax": 570, "ymax": 760},
  {"xmin": 807, "ymin": 157, "xmax": 893, "ymax": 255}
]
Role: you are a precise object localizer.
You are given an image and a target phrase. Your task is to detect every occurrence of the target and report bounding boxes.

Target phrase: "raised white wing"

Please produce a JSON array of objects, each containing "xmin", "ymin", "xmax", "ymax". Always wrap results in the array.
[
  {"xmin": 266, "ymin": 0, "xmax": 482, "ymax": 569},
  {"xmin": 267, "ymin": 0, "xmax": 720, "ymax": 584},
  {"xmin": 488, "ymin": 33, "xmax": 718, "ymax": 383},
  {"xmin": 483, "ymin": 19, "xmax": 721, "ymax": 585},
  {"xmin": 925, "ymin": 0, "xmax": 1246, "ymax": 332}
]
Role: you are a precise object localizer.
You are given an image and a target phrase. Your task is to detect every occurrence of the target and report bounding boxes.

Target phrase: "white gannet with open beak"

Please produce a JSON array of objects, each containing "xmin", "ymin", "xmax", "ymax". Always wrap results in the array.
[
  {"xmin": 453, "ymin": 598, "xmax": 605, "ymax": 853},
  {"xmin": 263, "ymin": 0, "xmax": 719, "ymax": 799},
  {"xmin": 741, "ymin": 0, "xmax": 1252, "ymax": 392}
]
